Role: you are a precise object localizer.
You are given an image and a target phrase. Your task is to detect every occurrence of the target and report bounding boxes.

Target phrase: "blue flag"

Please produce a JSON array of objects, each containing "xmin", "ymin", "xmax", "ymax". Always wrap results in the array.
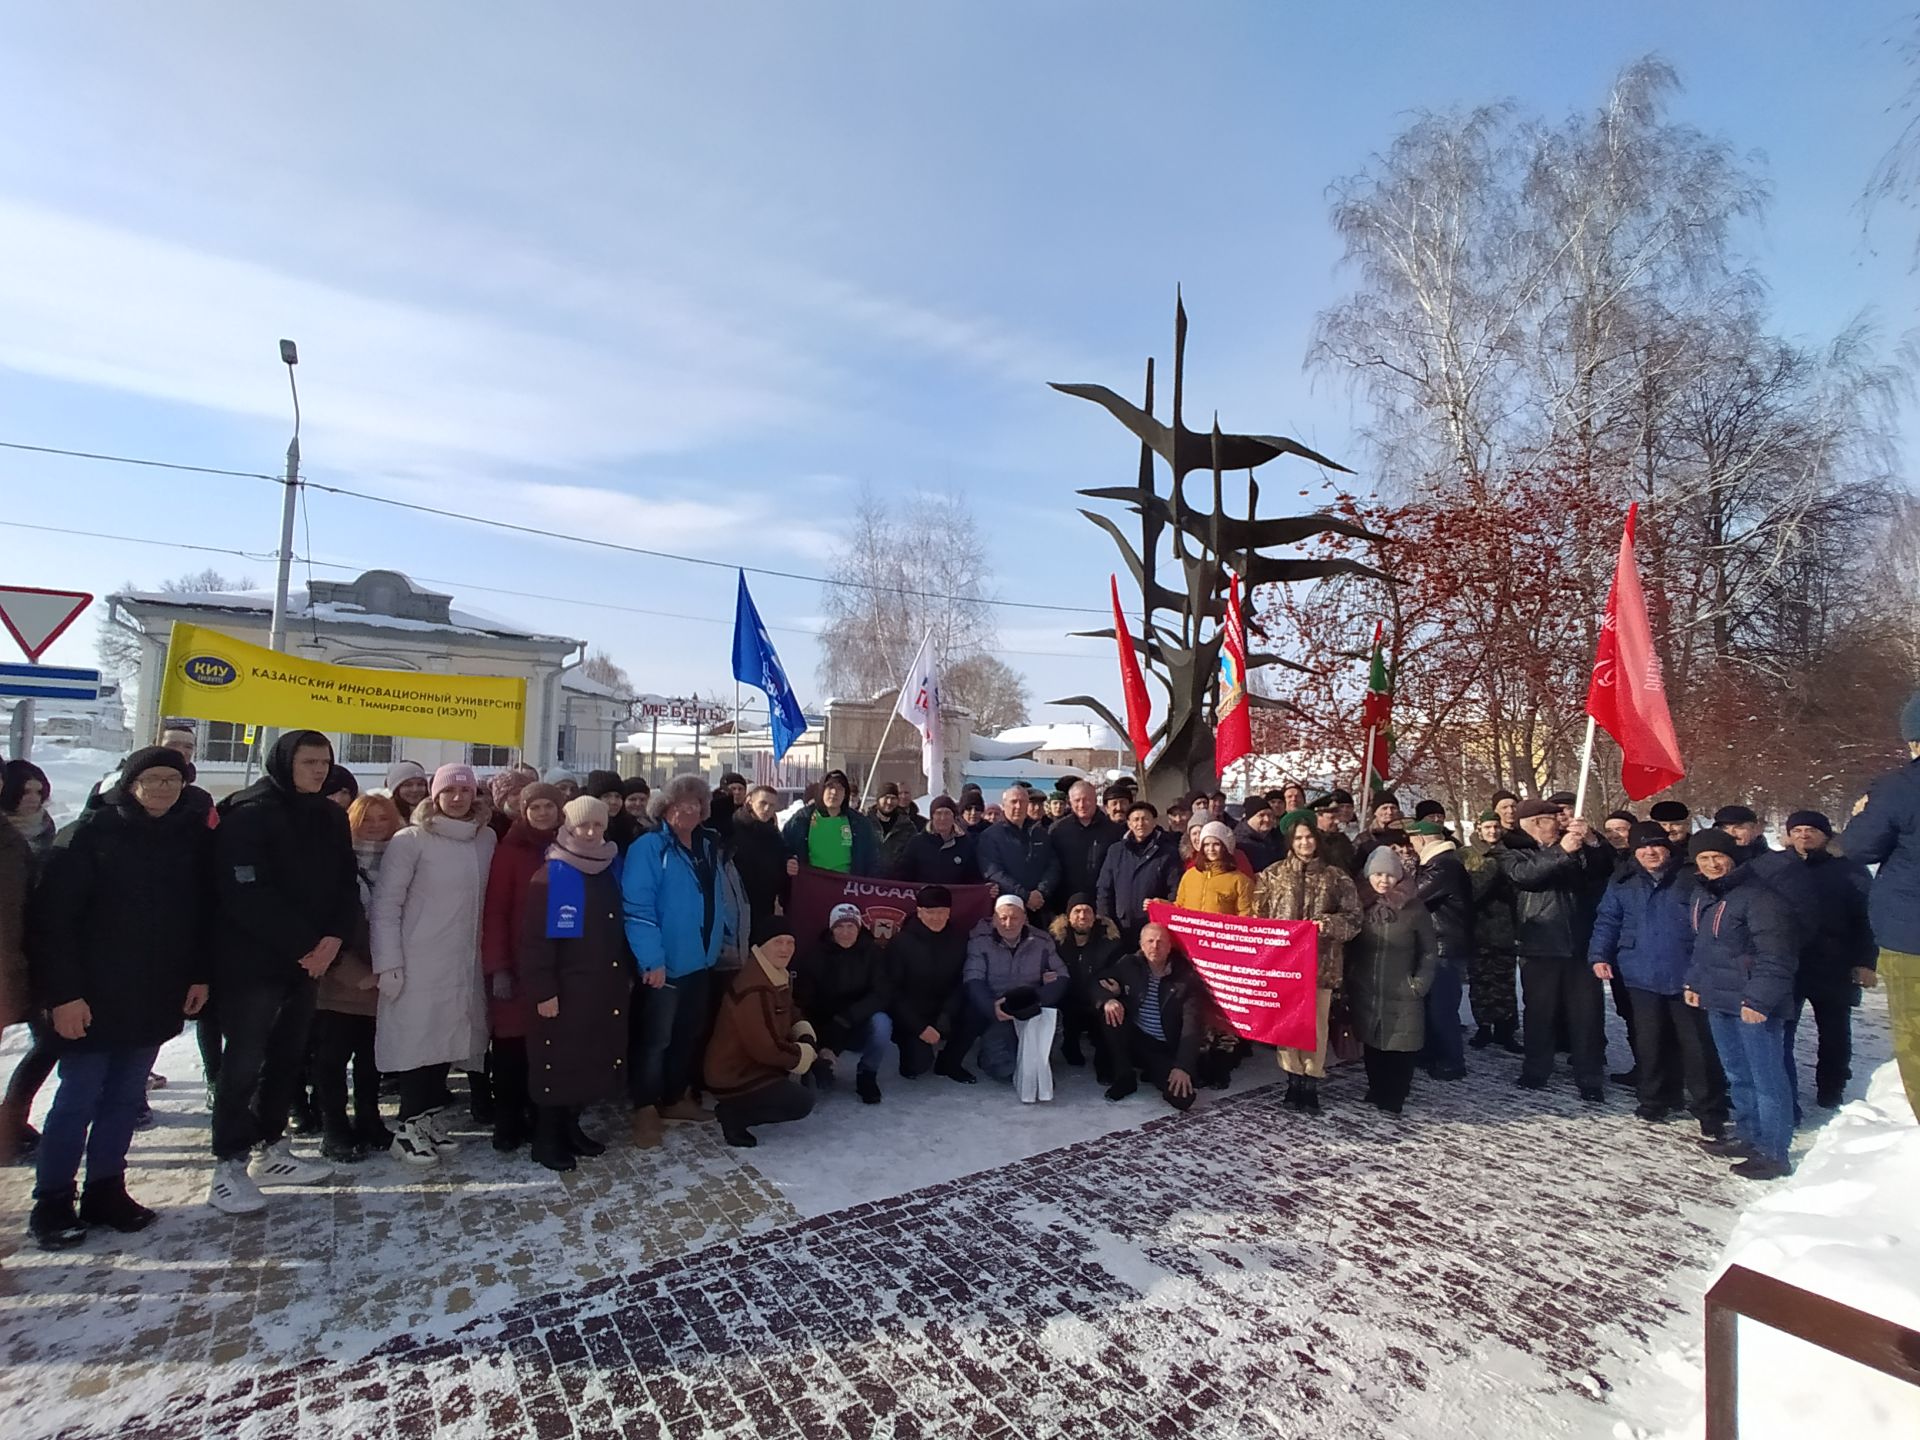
[{"xmin": 730, "ymin": 571, "xmax": 809, "ymax": 761}]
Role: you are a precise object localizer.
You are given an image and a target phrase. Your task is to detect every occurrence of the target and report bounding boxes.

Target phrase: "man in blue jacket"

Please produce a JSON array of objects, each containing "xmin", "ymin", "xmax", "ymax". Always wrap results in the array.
[
  {"xmin": 1684, "ymin": 831, "xmax": 1798, "ymax": 1179},
  {"xmin": 1752, "ymin": 811, "xmax": 1876, "ymax": 1111},
  {"xmin": 1097, "ymin": 801, "xmax": 1183, "ymax": 948},
  {"xmin": 1591, "ymin": 823, "xmax": 1727, "ymax": 1136},
  {"xmin": 1839, "ymin": 690, "xmax": 1920, "ymax": 1119},
  {"xmin": 623, "ymin": 775, "xmax": 737, "ymax": 1148},
  {"xmin": 976, "ymin": 787, "xmax": 1062, "ymax": 924}
]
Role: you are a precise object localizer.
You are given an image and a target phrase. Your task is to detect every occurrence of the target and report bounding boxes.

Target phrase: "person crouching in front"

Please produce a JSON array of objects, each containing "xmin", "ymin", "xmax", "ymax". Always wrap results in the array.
[
  {"xmin": 1096, "ymin": 922, "xmax": 1200, "ymax": 1112},
  {"xmin": 791, "ymin": 903, "xmax": 892, "ymax": 1105},
  {"xmin": 704, "ymin": 917, "xmax": 817, "ymax": 1148}
]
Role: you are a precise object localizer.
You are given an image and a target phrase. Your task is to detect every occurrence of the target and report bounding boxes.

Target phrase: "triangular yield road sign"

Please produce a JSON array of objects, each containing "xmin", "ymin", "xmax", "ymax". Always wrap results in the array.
[{"xmin": 0, "ymin": 586, "xmax": 94, "ymax": 662}]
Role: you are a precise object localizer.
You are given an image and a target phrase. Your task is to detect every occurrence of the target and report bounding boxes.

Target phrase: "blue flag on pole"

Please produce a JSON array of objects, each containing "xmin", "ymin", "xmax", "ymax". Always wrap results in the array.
[{"xmin": 731, "ymin": 571, "xmax": 809, "ymax": 761}]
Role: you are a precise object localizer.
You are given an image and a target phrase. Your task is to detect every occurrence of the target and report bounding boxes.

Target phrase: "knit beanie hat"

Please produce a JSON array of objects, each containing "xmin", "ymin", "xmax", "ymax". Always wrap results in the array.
[
  {"xmin": 751, "ymin": 914, "xmax": 795, "ymax": 947},
  {"xmin": 1785, "ymin": 809, "xmax": 1832, "ymax": 836},
  {"xmin": 620, "ymin": 775, "xmax": 651, "ymax": 797},
  {"xmin": 1627, "ymin": 821, "xmax": 1672, "ymax": 851},
  {"xmin": 431, "ymin": 763, "xmax": 478, "ymax": 798},
  {"xmin": 322, "ymin": 765, "xmax": 359, "ymax": 802},
  {"xmin": 585, "ymin": 769, "xmax": 623, "ymax": 798},
  {"xmin": 1276, "ymin": 808, "xmax": 1316, "ymax": 837},
  {"xmin": 1713, "ymin": 804, "xmax": 1758, "ymax": 827},
  {"xmin": 1414, "ymin": 800, "xmax": 1447, "ymax": 821},
  {"xmin": 1363, "ymin": 846, "xmax": 1406, "ymax": 879},
  {"xmin": 1902, "ymin": 691, "xmax": 1920, "ymax": 742},
  {"xmin": 915, "ymin": 885, "xmax": 953, "ymax": 908},
  {"xmin": 1199, "ymin": 820, "xmax": 1236, "ymax": 851},
  {"xmin": 1690, "ymin": 830, "xmax": 1739, "ymax": 859},
  {"xmin": 829, "ymin": 903, "xmax": 863, "ymax": 928},
  {"xmin": 519, "ymin": 782, "xmax": 565, "ymax": 812},
  {"xmin": 120, "ymin": 745, "xmax": 191, "ymax": 786},
  {"xmin": 1066, "ymin": 892, "xmax": 1096, "ymax": 914},
  {"xmin": 541, "ymin": 765, "xmax": 576, "ymax": 786},
  {"xmin": 563, "ymin": 795, "xmax": 609, "ymax": 829},
  {"xmin": 383, "ymin": 759, "xmax": 428, "ymax": 789}
]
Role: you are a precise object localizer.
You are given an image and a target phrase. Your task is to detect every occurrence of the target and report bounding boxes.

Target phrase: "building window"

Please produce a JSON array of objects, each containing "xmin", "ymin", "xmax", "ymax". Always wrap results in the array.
[
  {"xmin": 468, "ymin": 743, "xmax": 514, "ymax": 768},
  {"xmin": 341, "ymin": 733, "xmax": 396, "ymax": 766},
  {"xmin": 203, "ymin": 721, "xmax": 250, "ymax": 764},
  {"xmin": 556, "ymin": 725, "xmax": 577, "ymax": 765}
]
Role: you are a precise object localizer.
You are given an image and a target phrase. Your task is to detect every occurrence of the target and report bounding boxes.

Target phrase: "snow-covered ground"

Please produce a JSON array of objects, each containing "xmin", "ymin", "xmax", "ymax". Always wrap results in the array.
[{"xmin": 17, "ymin": 743, "xmax": 120, "ymax": 825}]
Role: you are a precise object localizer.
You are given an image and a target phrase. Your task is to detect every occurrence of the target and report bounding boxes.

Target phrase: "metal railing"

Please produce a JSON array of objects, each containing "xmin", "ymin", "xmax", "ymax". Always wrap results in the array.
[{"xmin": 1705, "ymin": 1263, "xmax": 1920, "ymax": 1438}]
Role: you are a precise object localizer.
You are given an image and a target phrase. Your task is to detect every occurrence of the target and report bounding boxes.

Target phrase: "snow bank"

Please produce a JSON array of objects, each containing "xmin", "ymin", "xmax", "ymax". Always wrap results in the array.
[
  {"xmin": 1648, "ymin": 1060, "xmax": 1920, "ymax": 1439},
  {"xmin": 19, "ymin": 744, "xmax": 120, "ymax": 825}
]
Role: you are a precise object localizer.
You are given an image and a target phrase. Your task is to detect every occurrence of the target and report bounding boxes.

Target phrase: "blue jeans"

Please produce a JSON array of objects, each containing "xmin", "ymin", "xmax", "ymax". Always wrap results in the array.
[
  {"xmin": 848, "ymin": 1012, "xmax": 893, "ymax": 1076},
  {"xmin": 1422, "ymin": 959, "xmax": 1466, "ymax": 1073},
  {"xmin": 628, "ymin": 970, "xmax": 712, "ymax": 1110},
  {"xmin": 34, "ymin": 1044, "xmax": 162, "ymax": 1200},
  {"xmin": 1707, "ymin": 1011, "xmax": 1793, "ymax": 1165}
]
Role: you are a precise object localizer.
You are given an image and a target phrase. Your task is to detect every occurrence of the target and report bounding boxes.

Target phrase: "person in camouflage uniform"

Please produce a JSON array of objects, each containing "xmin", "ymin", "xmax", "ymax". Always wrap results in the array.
[{"xmin": 1463, "ymin": 811, "xmax": 1521, "ymax": 1053}]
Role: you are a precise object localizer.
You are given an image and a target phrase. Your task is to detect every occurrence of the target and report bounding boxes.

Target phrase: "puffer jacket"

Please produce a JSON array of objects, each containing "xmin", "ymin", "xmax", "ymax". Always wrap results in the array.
[
  {"xmin": 1685, "ymin": 864, "xmax": 1797, "ymax": 1019},
  {"xmin": 1347, "ymin": 901, "xmax": 1437, "ymax": 1052},
  {"xmin": 1252, "ymin": 856, "xmax": 1364, "ymax": 990},
  {"xmin": 622, "ymin": 824, "xmax": 737, "ymax": 980},
  {"xmin": 0, "ymin": 819, "xmax": 29, "ymax": 1028},
  {"xmin": 1750, "ymin": 847, "xmax": 1876, "ymax": 988},
  {"xmin": 977, "ymin": 818, "xmax": 1062, "ymax": 904},
  {"xmin": 1841, "ymin": 756, "xmax": 1920, "ymax": 953},
  {"xmin": 1589, "ymin": 859, "xmax": 1695, "ymax": 996},
  {"xmin": 1412, "ymin": 845, "xmax": 1474, "ymax": 962},
  {"xmin": 1096, "ymin": 829, "xmax": 1183, "ymax": 927},
  {"xmin": 1175, "ymin": 859, "xmax": 1254, "ymax": 916},
  {"xmin": 1495, "ymin": 829, "xmax": 1614, "ymax": 960},
  {"xmin": 480, "ymin": 818, "xmax": 554, "ymax": 1039},
  {"xmin": 961, "ymin": 917, "xmax": 1066, "ymax": 1010}
]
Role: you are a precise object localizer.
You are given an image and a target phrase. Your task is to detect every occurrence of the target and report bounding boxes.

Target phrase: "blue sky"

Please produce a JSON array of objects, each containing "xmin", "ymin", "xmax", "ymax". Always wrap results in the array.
[{"xmin": 1, "ymin": 2, "xmax": 1914, "ymax": 724}]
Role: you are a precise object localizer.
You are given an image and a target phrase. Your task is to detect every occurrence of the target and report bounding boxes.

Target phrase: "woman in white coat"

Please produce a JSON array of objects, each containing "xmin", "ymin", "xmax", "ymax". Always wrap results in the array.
[{"xmin": 372, "ymin": 764, "xmax": 496, "ymax": 1165}]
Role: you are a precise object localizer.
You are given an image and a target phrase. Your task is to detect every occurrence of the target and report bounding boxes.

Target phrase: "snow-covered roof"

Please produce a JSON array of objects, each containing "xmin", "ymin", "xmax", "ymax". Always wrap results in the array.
[
  {"xmin": 562, "ymin": 671, "xmax": 625, "ymax": 698},
  {"xmin": 116, "ymin": 569, "xmax": 578, "ymax": 647},
  {"xmin": 993, "ymin": 721, "xmax": 1125, "ymax": 752}
]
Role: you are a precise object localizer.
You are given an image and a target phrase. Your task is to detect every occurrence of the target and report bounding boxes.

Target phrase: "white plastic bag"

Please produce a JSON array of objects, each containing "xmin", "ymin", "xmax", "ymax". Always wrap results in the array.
[{"xmin": 1014, "ymin": 1008, "xmax": 1058, "ymax": 1103}]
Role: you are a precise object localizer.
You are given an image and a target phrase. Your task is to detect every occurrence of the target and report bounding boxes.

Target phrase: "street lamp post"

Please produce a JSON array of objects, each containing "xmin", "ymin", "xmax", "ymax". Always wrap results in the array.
[{"xmin": 246, "ymin": 339, "xmax": 301, "ymax": 783}]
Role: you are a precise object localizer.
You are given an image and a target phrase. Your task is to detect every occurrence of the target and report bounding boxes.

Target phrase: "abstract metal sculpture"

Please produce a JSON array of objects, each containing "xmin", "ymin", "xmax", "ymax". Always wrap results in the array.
[{"xmin": 1050, "ymin": 291, "xmax": 1385, "ymax": 800}]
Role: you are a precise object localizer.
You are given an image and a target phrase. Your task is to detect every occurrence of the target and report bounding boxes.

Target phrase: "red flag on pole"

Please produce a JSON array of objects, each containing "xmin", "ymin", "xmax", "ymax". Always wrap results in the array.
[
  {"xmin": 1215, "ymin": 571, "xmax": 1253, "ymax": 778},
  {"xmin": 1587, "ymin": 503, "xmax": 1685, "ymax": 800},
  {"xmin": 1110, "ymin": 575, "xmax": 1153, "ymax": 768}
]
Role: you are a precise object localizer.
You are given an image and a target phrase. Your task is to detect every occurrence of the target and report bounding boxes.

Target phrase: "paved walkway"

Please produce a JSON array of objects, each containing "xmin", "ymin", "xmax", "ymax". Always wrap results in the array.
[{"xmin": 0, "ymin": 997, "xmax": 1891, "ymax": 1439}]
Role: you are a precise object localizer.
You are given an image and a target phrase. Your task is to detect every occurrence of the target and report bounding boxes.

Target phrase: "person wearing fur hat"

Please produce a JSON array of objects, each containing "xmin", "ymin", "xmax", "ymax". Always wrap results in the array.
[
  {"xmin": 1348, "ymin": 847, "xmax": 1438, "ymax": 1115},
  {"xmin": 1253, "ymin": 817, "xmax": 1364, "ymax": 1114},
  {"xmin": 1050, "ymin": 894, "xmax": 1125, "ymax": 1077},
  {"xmin": 886, "ymin": 886, "xmax": 970, "ymax": 1080},
  {"xmin": 519, "ymin": 796, "xmax": 631, "ymax": 1171},
  {"xmin": 703, "ymin": 916, "xmax": 817, "ymax": 1147},
  {"xmin": 478, "ymin": 782, "xmax": 565, "ymax": 1151},
  {"xmin": 1684, "ymin": 830, "xmax": 1799, "ymax": 1179},
  {"xmin": 383, "ymin": 760, "xmax": 430, "ymax": 816},
  {"xmin": 1408, "ymin": 819, "xmax": 1473, "ymax": 1081},
  {"xmin": 24, "ymin": 747, "xmax": 213, "ymax": 1249},
  {"xmin": 207, "ymin": 730, "xmax": 359, "ymax": 1216},
  {"xmin": 1175, "ymin": 822, "xmax": 1254, "ymax": 916},
  {"xmin": 1754, "ymin": 810, "xmax": 1877, "ymax": 1110},
  {"xmin": 371, "ymin": 763, "xmax": 497, "ymax": 1165},
  {"xmin": 791, "ymin": 903, "xmax": 893, "ymax": 1104},
  {"xmin": 1840, "ymin": 691, "xmax": 1920, "ymax": 1118},
  {"xmin": 1591, "ymin": 822, "xmax": 1727, "ymax": 1134}
]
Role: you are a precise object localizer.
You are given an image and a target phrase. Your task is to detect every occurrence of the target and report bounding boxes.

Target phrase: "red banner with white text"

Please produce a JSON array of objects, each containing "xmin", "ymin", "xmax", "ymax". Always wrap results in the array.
[
  {"xmin": 1147, "ymin": 901, "xmax": 1320, "ymax": 1050},
  {"xmin": 789, "ymin": 867, "xmax": 995, "ymax": 945}
]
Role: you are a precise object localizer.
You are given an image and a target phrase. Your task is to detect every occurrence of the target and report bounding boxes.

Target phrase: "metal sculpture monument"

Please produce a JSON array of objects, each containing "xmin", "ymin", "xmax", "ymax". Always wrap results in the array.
[{"xmin": 1050, "ymin": 292, "xmax": 1383, "ymax": 800}]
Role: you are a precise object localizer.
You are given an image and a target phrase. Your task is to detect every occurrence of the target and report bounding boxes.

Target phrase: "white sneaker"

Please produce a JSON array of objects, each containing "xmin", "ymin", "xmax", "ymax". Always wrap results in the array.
[
  {"xmin": 249, "ymin": 1138, "xmax": 332, "ymax": 1186},
  {"xmin": 390, "ymin": 1117, "xmax": 439, "ymax": 1167},
  {"xmin": 208, "ymin": 1159, "xmax": 267, "ymax": 1215},
  {"xmin": 420, "ymin": 1107, "xmax": 461, "ymax": 1153}
]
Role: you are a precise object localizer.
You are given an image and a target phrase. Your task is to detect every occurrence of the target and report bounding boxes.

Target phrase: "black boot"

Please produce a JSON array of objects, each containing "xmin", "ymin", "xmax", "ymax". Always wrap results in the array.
[
  {"xmin": 934, "ymin": 1052, "xmax": 977, "ymax": 1085},
  {"xmin": 29, "ymin": 1191, "xmax": 88, "ymax": 1250},
  {"xmin": 531, "ymin": 1107, "xmax": 575, "ymax": 1172},
  {"xmin": 1282, "ymin": 1074, "xmax": 1302, "ymax": 1111},
  {"xmin": 563, "ymin": 1109, "xmax": 606, "ymax": 1157},
  {"xmin": 1494, "ymin": 1021, "xmax": 1524, "ymax": 1055},
  {"xmin": 78, "ymin": 1175, "xmax": 157, "ymax": 1233},
  {"xmin": 321, "ymin": 1124, "xmax": 367, "ymax": 1165},
  {"xmin": 1299, "ymin": 1076, "xmax": 1322, "ymax": 1115},
  {"xmin": 1468, "ymin": 1025, "xmax": 1493, "ymax": 1050},
  {"xmin": 288, "ymin": 1090, "xmax": 321, "ymax": 1137},
  {"xmin": 856, "ymin": 1070, "xmax": 882, "ymax": 1105},
  {"xmin": 355, "ymin": 1114, "xmax": 393, "ymax": 1152},
  {"xmin": 467, "ymin": 1069, "xmax": 496, "ymax": 1126},
  {"xmin": 721, "ymin": 1123, "xmax": 757, "ymax": 1148},
  {"xmin": 1060, "ymin": 1034, "xmax": 1086, "ymax": 1067},
  {"xmin": 492, "ymin": 1105, "xmax": 529, "ymax": 1153}
]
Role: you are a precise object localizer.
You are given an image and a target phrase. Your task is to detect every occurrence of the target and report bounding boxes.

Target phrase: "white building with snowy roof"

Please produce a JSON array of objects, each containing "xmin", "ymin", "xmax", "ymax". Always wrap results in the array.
[{"xmin": 107, "ymin": 569, "xmax": 611, "ymax": 792}]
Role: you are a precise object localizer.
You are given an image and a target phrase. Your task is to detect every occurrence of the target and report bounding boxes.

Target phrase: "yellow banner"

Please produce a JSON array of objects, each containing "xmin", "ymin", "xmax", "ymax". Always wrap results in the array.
[{"xmin": 158, "ymin": 623, "xmax": 527, "ymax": 747}]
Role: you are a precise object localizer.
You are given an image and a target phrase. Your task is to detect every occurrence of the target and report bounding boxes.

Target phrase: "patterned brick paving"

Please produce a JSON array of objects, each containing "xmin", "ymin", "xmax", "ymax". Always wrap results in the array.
[{"xmin": 8, "ymin": 998, "xmax": 1891, "ymax": 1439}]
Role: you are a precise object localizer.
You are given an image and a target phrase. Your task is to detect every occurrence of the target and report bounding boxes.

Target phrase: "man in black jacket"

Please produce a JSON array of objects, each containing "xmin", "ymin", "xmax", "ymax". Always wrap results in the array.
[
  {"xmin": 729, "ymin": 786, "xmax": 791, "ymax": 930},
  {"xmin": 791, "ymin": 904, "xmax": 892, "ymax": 1103},
  {"xmin": 1049, "ymin": 894, "xmax": 1126, "ymax": 1077},
  {"xmin": 903, "ymin": 797, "xmax": 980, "ymax": 885},
  {"xmin": 1751, "ymin": 811, "xmax": 1877, "ymax": 1109},
  {"xmin": 886, "ymin": 886, "xmax": 972, "ymax": 1080},
  {"xmin": 1050, "ymin": 780, "xmax": 1122, "ymax": 912},
  {"xmin": 1713, "ymin": 805, "xmax": 1773, "ymax": 865},
  {"xmin": 1096, "ymin": 802, "xmax": 1182, "ymax": 947},
  {"xmin": 208, "ymin": 730, "xmax": 361, "ymax": 1215},
  {"xmin": 977, "ymin": 787, "xmax": 1061, "ymax": 921},
  {"xmin": 868, "ymin": 783, "xmax": 920, "ymax": 878},
  {"xmin": 1410, "ymin": 820, "xmax": 1473, "ymax": 1081},
  {"xmin": 1497, "ymin": 799, "xmax": 1616, "ymax": 1100},
  {"xmin": 1097, "ymin": 923, "xmax": 1202, "ymax": 1111}
]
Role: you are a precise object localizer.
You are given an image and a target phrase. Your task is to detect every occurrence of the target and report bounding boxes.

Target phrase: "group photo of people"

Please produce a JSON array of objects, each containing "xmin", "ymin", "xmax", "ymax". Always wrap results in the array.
[{"xmin": 4, "ymin": 691, "xmax": 1914, "ymax": 1253}]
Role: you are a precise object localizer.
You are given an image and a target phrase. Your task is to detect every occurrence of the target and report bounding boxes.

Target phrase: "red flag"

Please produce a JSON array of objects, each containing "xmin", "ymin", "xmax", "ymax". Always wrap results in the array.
[
  {"xmin": 1587, "ymin": 503, "xmax": 1685, "ymax": 800},
  {"xmin": 1358, "ymin": 620, "xmax": 1392, "ymax": 790},
  {"xmin": 1215, "ymin": 571, "xmax": 1252, "ymax": 778},
  {"xmin": 1110, "ymin": 575, "xmax": 1153, "ymax": 766}
]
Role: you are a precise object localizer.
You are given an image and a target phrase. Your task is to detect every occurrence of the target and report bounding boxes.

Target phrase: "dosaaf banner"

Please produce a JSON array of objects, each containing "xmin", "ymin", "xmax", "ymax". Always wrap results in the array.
[
  {"xmin": 158, "ymin": 623, "xmax": 527, "ymax": 748},
  {"xmin": 1147, "ymin": 901, "xmax": 1320, "ymax": 1050},
  {"xmin": 788, "ymin": 866, "xmax": 994, "ymax": 944}
]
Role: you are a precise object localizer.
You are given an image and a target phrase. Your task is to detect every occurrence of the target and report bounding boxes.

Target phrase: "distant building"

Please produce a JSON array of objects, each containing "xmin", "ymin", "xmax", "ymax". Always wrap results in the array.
[
  {"xmin": 109, "ymin": 569, "xmax": 588, "ymax": 795},
  {"xmin": 0, "ymin": 678, "xmax": 131, "ymax": 754}
]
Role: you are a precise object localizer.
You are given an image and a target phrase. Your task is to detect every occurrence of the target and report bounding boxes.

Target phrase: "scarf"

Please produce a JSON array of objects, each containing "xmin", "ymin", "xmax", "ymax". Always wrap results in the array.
[
  {"xmin": 1364, "ymin": 875, "xmax": 1416, "ymax": 926},
  {"xmin": 753, "ymin": 946, "xmax": 792, "ymax": 987},
  {"xmin": 352, "ymin": 837, "xmax": 389, "ymax": 905},
  {"xmin": 547, "ymin": 827, "xmax": 618, "ymax": 876},
  {"xmin": 544, "ymin": 827, "xmax": 620, "ymax": 938}
]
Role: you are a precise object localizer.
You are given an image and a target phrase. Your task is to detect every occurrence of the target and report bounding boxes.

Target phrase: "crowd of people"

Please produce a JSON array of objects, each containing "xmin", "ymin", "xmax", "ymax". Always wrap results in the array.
[{"xmin": 1, "ymin": 690, "xmax": 1916, "ymax": 1253}]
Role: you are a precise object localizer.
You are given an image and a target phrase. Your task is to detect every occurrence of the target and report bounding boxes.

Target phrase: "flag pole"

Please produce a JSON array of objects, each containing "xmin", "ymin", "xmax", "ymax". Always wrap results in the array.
[
  {"xmin": 1355, "ymin": 723, "xmax": 1376, "ymax": 802},
  {"xmin": 860, "ymin": 628, "xmax": 931, "ymax": 810},
  {"xmin": 733, "ymin": 679, "xmax": 742, "ymax": 772},
  {"xmin": 1574, "ymin": 715, "xmax": 1597, "ymax": 821}
]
